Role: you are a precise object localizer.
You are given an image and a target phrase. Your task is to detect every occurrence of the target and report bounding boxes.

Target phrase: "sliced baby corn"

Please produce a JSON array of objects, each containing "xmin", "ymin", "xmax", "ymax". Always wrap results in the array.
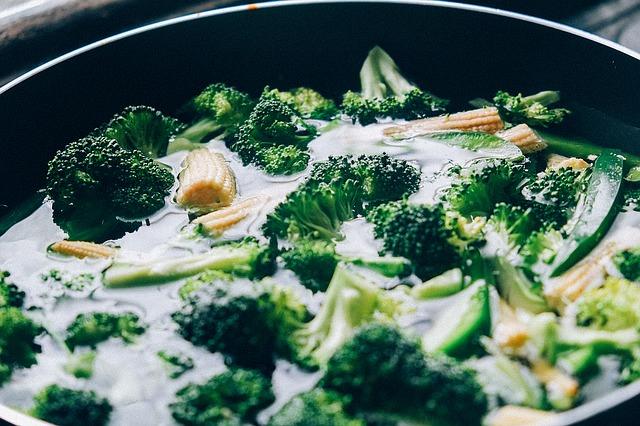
[
  {"xmin": 546, "ymin": 154, "xmax": 590, "ymax": 171},
  {"xmin": 384, "ymin": 107, "xmax": 504, "ymax": 139},
  {"xmin": 50, "ymin": 240, "xmax": 117, "ymax": 259},
  {"xmin": 494, "ymin": 302, "xmax": 529, "ymax": 351},
  {"xmin": 487, "ymin": 406, "xmax": 556, "ymax": 426},
  {"xmin": 176, "ymin": 149, "xmax": 237, "ymax": 214},
  {"xmin": 193, "ymin": 196, "xmax": 267, "ymax": 236},
  {"xmin": 498, "ymin": 124, "xmax": 547, "ymax": 155}
]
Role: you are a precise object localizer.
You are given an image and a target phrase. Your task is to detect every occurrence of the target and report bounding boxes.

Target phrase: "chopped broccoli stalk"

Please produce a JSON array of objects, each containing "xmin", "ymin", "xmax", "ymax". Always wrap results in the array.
[
  {"xmin": 341, "ymin": 46, "xmax": 447, "ymax": 125},
  {"xmin": 268, "ymin": 389, "xmax": 363, "ymax": 426},
  {"xmin": 0, "ymin": 307, "xmax": 42, "ymax": 384},
  {"xmin": 0, "ymin": 270, "xmax": 25, "ymax": 308},
  {"xmin": 99, "ymin": 105, "xmax": 185, "ymax": 158},
  {"xmin": 281, "ymin": 239, "xmax": 411, "ymax": 292},
  {"xmin": 367, "ymin": 201, "xmax": 460, "ymax": 280},
  {"xmin": 64, "ymin": 312, "xmax": 146, "ymax": 351},
  {"xmin": 576, "ymin": 277, "xmax": 640, "ymax": 331},
  {"xmin": 31, "ymin": 384, "xmax": 112, "ymax": 426},
  {"xmin": 492, "ymin": 90, "xmax": 570, "ymax": 128},
  {"xmin": 494, "ymin": 257, "xmax": 549, "ymax": 314},
  {"xmin": 228, "ymin": 91, "xmax": 317, "ymax": 175},
  {"xmin": 157, "ymin": 350, "xmax": 195, "ymax": 379},
  {"xmin": 170, "ymin": 368, "xmax": 274, "ymax": 426},
  {"xmin": 46, "ymin": 136, "xmax": 174, "ymax": 242},
  {"xmin": 613, "ymin": 248, "xmax": 640, "ymax": 282},
  {"xmin": 178, "ymin": 270, "xmax": 233, "ymax": 300},
  {"xmin": 293, "ymin": 264, "xmax": 402, "ymax": 365},
  {"xmin": 410, "ymin": 268, "xmax": 464, "ymax": 299},
  {"xmin": 187, "ymin": 83, "xmax": 254, "ymax": 134},
  {"xmin": 103, "ymin": 237, "xmax": 276, "ymax": 287},
  {"xmin": 64, "ymin": 351, "xmax": 96, "ymax": 379},
  {"xmin": 322, "ymin": 323, "xmax": 488, "ymax": 425},
  {"xmin": 167, "ymin": 119, "xmax": 226, "ymax": 154},
  {"xmin": 264, "ymin": 86, "xmax": 339, "ymax": 120},
  {"xmin": 422, "ymin": 280, "xmax": 491, "ymax": 357},
  {"xmin": 173, "ymin": 281, "xmax": 309, "ymax": 372}
]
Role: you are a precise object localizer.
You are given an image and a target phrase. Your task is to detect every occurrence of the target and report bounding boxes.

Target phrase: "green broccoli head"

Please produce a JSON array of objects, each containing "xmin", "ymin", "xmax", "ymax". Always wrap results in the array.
[
  {"xmin": 613, "ymin": 248, "xmax": 640, "ymax": 282},
  {"xmin": 255, "ymin": 145, "xmax": 310, "ymax": 175},
  {"xmin": 173, "ymin": 281, "xmax": 309, "ymax": 372},
  {"xmin": 229, "ymin": 92, "xmax": 317, "ymax": 175},
  {"xmin": 367, "ymin": 201, "xmax": 459, "ymax": 279},
  {"xmin": 170, "ymin": 368, "xmax": 274, "ymax": 426},
  {"xmin": 188, "ymin": 83, "xmax": 255, "ymax": 133},
  {"xmin": 264, "ymin": 86, "xmax": 339, "ymax": 120},
  {"xmin": 442, "ymin": 159, "xmax": 528, "ymax": 218},
  {"xmin": 340, "ymin": 47, "xmax": 447, "ymax": 125},
  {"xmin": 99, "ymin": 105, "xmax": 185, "ymax": 158},
  {"xmin": 576, "ymin": 277, "xmax": 640, "ymax": 331},
  {"xmin": 31, "ymin": 385, "xmax": 112, "ymax": 426},
  {"xmin": 64, "ymin": 311, "xmax": 146, "ymax": 351},
  {"xmin": 493, "ymin": 90, "xmax": 570, "ymax": 128},
  {"xmin": 0, "ymin": 307, "xmax": 42, "ymax": 383},
  {"xmin": 281, "ymin": 239, "xmax": 338, "ymax": 292},
  {"xmin": 268, "ymin": 389, "xmax": 363, "ymax": 426},
  {"xmin": 484, "ymin": 203, "xmax": 539, "ymax": 257},
  {"xmin": 0, "ymin": 270, "xmax": 25, "ymax": 308},
  {"xmin": 322, "ymin": 323, "xmax": 488, "ymax": 425},
  {"xmin": 520, "ymin": 225, "xmax": 564, "ymax": 271},
  {"xmin": 46, "ymin": 136, "xmax": 175, "ymax": 241}
]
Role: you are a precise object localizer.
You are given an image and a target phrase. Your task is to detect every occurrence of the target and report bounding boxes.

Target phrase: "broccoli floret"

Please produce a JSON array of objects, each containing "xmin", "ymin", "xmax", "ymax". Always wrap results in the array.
[
  {"xmin": 293, "ymin": 264, "xmax": 404, "ymax": 365},
  {"xmin": 442, "ymin": 159, "xmax": 528, "ymax": 218},
  {"xmin": 492, "ymin": 90, "xmax": 570, "ymax": 128},
  {"xmin": 0, "ymin": 307, "xmax": 42, "ymax": 383},
  {"xmin": 0, "ymin": 270, "xmax": 25, "ymax": 308},
  {"xmin": 170, "ymin": 368, "xmax": 274, "ymax": 426},
  {"xmin": 157, "ymin": 350, "xmax": 195, "ymax": 379},
  {"xmin": 341, "ymin": 47, "xmax": 447, "ymax": 125},
  {"xmin": 31, "ymin": 384, "xmax": 112, "ymax": 426},
  {"xmin": 255, "ymin": 145, "xmax": 310, "ymax": 175},
  {"xmin": 103, "ymin": 237, "xmax": 276, "ymax": 287},
  {"xmin": 64, "ymin": 312, "xmax": 146, "ymax": 351},
  {"xmin": 484, "ymin": 203, "xmax": 538, "ymax": 258},
  {"xmin": 268, "ymin": 389, "xmax": 363, "ymax": 426},
  {"xmin": 187, "ymin": 83, "xmax": 254, "ymax": 134},
  {"xmin": 264, "ymin": 87, "xmax": 339, "ymax": 120},
  {"xmin": 173, "ymin": 281, "xmax": 309, "ymax": 372},
  {"xmin": 367, "ymin": 201, "xmax": 459, "ymax": 279},
  {"xmin": 64, "ymin": 351, "xmax": 96, "ymax": 379},
  {"xmin": 520, "ymin": 225, "xmax": 564, "ymax": 272},
  {"xmin": 40, "ymin": 269, "xmax": 95, "ymax": 292},
  {"xmin": 229, "ymin": 92, "xmax": 317, "ymax": 175},
  {"xmin": 46, "ymin": 136, "xmax": 174, "ymax": 241},
  {"xmin": 178, "ymin": 270, "xmax": 233, "ymax": 300},
  {"xmin": 99, "ymin": 105, "xmax": 185, "ymax": 158},
  {"xmin": 576, "ymin": 277, "xmax": 640, "ymax": 331},
  {"xmin": 281, "ymin": 239, "xmax": 411, "ymax": 292},
  {"xmin": 613, "ymin": 248, "xmax": 640, "ymax": 282},
  {"xmin": 322, "ymin": 323, "xmax": 488, "ymax": 425}
]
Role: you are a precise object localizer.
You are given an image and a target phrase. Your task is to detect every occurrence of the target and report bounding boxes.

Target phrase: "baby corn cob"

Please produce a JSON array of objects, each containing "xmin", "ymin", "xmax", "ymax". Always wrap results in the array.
[
  {"xmin": 384, "ymin": 107, "xmax": 504, "ymax": 139},
  {"xmin": 192, "ymin": 196, "xmax": 267, "ymax": 236},
  {"xmin": 50, "ymin": 240, "xmax": 117, "ymax": 259},
  {"xmin": 494, "ymin": 302, "xmax": 529, "ymax": 351},
  {"xmin": 498, "ymin": 124, "xmax": 547, "ymax": 155},
  {"xmin": 176, "ymin": 149, "xmax": 237, "ymax": 214},
  {"xmin": 546, "ymin": 154, "xmax": 590, "ymax": 170},
  {"xmin": 488, "ymin": 406, "xmax": 556, "ymax": 426}
]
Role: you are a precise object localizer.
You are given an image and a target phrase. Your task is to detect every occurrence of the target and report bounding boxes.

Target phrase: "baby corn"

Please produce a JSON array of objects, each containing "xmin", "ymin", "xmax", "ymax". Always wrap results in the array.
[
  {"xmin": 494, "ymin": 302, "xmax": 529, "ymax": 351},
  {"xmin": 50, "ymin": 240, "xmax": 117, "ymax": 259},
  {"xmin": 176, "ymin": 149, "xmax": 237, "ymax": 214},
  {"xmin": 498, "ymin": 124, "xmax": 547, "ymax": 155},
  {"xmin": 546, "ymin": 154, "xmax": 590, "ymax": 170},
  {"xmin": 193, "ymin": 196, "xmax": 266, "ymax": 236},
  {"xmin": 384, "ymin": 107, "xmax": 504, "ymax": 139},
  {"xmin": 532, "ymin": 360, "xmax": 579, "ymax": 410},
  {"xmin": 488, "ymin": 406, "xmax": 556, "ymax": 426}
]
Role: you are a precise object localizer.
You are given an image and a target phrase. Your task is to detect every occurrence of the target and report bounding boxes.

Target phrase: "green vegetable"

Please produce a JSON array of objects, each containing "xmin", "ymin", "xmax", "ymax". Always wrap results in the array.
[
  {"xmin": 494, "ymin": 257, "xmax": 549, "ymax": 314},
  {"xmin": 264, "ymin": 86, "xmax": 338, "ymax": 120},
  {"xmin": 31, "ymin": 384, "xmax": 112, "ymax": 426},
  {"xmin": 157, "ymin": 350, "xmax": 195, "ymax": 379},
  {"xmin": 410, "ymin": 268, "xmax": 464, "ymax": 299},
  {"xmin": 492, "ymin": 90, "xmax": 570, "ymax": 128},
  {"xmin": 322, "ymin": 323, "xmax": 487, "ymax": 425},
  {"xmin": 185, "ymin": 83, "xmax": 254, "ymax": 135},
  {"xmin": 417, "ymin": 131, "xmax": 523, "ymax": 159},
  {"xmin": 341, "ymin": 46, "xmax": 447, "ymax": 125},
  {"xmin": 103, "ymin": 237, "xmax": 276, "ymax": 287},
  {"xmin": 46, "ymin": 136, "xmax": 174, "ymax": 241},
  {"xmin": 64, "ymin": 312, "xmax": 146, "ymax": 350},
  {"xmin": 613, "ymin": 248, "xmax": 640, "ymax": 281},
  {"xmin": 64, "ymin": 351, "xmax": 96, "ymax": 379},
  {"xmin": 40, "ymin": 269, "xmax": 95, "ymax": 292},
  {"xmin": 0, "ymin": 270, "xmax": 25, "ymax": 308},
  {"xmin": 549, "ymin": 150, "xmax": 624, "ymax": 276},
  {"xmin": 178, "ymin": 270, "xmax": 233, "ymax": 300},
  {"xmin": 576, "ymin": 277, "xmax": 640, "ymax": 331},
  {"xmin": 268, "ymin": 388, "xmax": 363, "ymax": 426},
  {"xmin": 0, "ymin": 307, "xmax": 42, "ymax": 384},
  {"xmin": 421, "ymin": 280, "xmax": 491, "ymax": 357}
]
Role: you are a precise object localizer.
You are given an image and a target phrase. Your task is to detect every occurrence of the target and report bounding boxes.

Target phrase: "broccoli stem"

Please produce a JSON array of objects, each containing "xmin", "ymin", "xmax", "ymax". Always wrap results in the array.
[
  {"xmin": 410, "ymin": 268, "xmax": 464, "ymax": 299},
  {"xmin": 523, "ymin": 91, "xmax": 561, "ymax": 106},
  {"xmin": 347, "ymin": 255, "xmax": 411, "ymax": 277},
  {"xmin": 360, "ymin": 46, "xmax": 415, "ymax": 99},
  {"xmin": 103, "ymin": 247, "xmax": 255, "ymax": 287}
]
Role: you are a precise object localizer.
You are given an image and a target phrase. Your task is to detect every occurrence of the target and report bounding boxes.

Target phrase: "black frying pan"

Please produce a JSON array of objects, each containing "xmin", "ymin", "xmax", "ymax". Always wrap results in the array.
[{"xmin": 1, "ymin": 1, "xmax": 640, "ymax": 424}]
